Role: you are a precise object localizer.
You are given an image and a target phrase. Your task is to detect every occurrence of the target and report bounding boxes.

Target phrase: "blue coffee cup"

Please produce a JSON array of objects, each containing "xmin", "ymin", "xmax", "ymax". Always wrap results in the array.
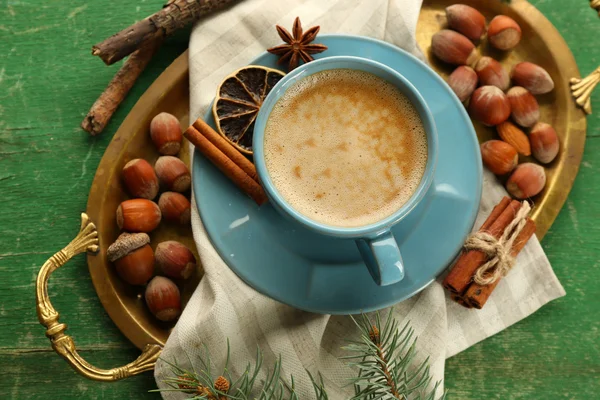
[{"xmin": 253, "ymin": 56, "xmax": 438, "ymax": 286}]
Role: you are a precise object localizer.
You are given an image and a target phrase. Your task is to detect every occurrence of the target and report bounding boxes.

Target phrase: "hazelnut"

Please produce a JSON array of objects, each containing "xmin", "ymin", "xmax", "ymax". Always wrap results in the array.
[
  {"xmin": 511, "ymin": 62, "xmax": 554, "ymax": 95},
  {"xmin": 468, "ymin": 86, "xmax": 511, "ymax": 126},
  {"xmin": 155, "ymin": 156, "xmax": 191, "ymax": 193},
  {"xmin": 445, "ymin": 4, "xmax": 486, "ymax": 41},
  {"xmin": 155, "ymin": 241, "xmax": 197, "ymax": 280},
  {"xmin": 530, "ymin": 122, "xmax": 559, "ymax": 164},
  {"xmin": 507, "ymin": 87, "xmax": 540, "ymax": 128},
  {"xmin": 448, "ymin": 66, "xmax": 478, "ymax": 102},
  {"xmin": 497, "ymin": 121, "xmax": 531, "ymax": 156},
  {"xmin": 122, "ymin": 159, "xmax": 159, "ymax": 200},
  {"xmin": 107, "ymin": 233, "xmax": 154, "ymax": 285},
  {"xmin": 145, "ymin": 276, "xmax": 181, "ymax": 322},
  {"xmin": 150, "ymin": 112, "xmax": 183, "ymax": 155},
  {"xmin": 474, "ymin": 57, "xmax": 510, "ymax": 91},
  {"xmin": 116, "ymin": 199, "xmax": 161, "ymax": 232},
  {"xmin": 480, "ymin": 140, "xmax": 518, "ymax": 175},
  {"xmin": 158, "ymin": 192, "xmax": 191, "ymax": 225},
  {"xmin": 431, "ymin": 29, "xmax": 479, "ymax": 66},
  {"xmin": 487, "ymin": 15, "xmax": 522, "ymax": 50},
  {"xmin": 506, "ymin": 163, "xmax": 546, "ymax": 199}
]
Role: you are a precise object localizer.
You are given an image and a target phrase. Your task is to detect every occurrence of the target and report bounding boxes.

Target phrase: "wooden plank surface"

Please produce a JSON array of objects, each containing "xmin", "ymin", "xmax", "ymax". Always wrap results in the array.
[{"xmin": 0, "ymin": 0, "xmax": 598, "ymax": 398}]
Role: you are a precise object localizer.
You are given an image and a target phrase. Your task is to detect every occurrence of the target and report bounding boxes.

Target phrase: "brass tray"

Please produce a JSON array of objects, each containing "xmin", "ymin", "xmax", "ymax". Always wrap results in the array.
[
  {"xmin": 85, "ymin": 51, "xmax": 197, "ymax": 350},
  {"xmin": 89, "ymin": 0, "xmax": 588, "ymax": 350},
  {"xmin": 36, "ymin": 0, "xmax": 587, "ymax": 380}
]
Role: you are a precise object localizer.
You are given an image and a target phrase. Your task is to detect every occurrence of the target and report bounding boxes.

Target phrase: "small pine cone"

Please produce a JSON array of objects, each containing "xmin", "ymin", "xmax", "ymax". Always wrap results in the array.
[
  {"xmin": 369, "ymin": 325, "xmax": 380, "ymax": 344},
  {"xmin": 197, "ymin": 386, "xmax": 216, "ymax": 399},
  {"xmin": 177, "ymin": 373, "xmax": 197, "ymax": 392},
  {"xmin": 214, "ymin": 376, "xmax": 230, "ymax": 393}
]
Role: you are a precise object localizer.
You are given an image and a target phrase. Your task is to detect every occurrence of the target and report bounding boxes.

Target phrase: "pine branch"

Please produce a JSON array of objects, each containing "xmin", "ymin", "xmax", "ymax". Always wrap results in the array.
[
  {"xmin": 156, "ymin": 311, "xmax": 444, "ymax": 399},
  {"xmin": 307, "ymin": 370, "xmax": 329, "ymax": 400},
  {"xmin": 154, "ymin": 345, "xmax": 299, "ymax": 400},
  {"xmin": 343, "ymin": 311, "xmax": 444, "ymax": 400}
]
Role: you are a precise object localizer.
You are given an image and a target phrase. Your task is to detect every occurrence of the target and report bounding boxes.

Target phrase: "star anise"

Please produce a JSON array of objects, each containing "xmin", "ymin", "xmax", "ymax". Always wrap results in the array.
[{"xmin": 267, "ymin": 17, "xmax": 328, "ymax": 71}]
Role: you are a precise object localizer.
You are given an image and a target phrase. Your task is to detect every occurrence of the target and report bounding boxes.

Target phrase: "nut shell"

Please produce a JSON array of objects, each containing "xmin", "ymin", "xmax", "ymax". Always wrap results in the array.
[
  {"xmin": 506, "ymin": 163, "xmax": 546, "ymax": 199},
  {"xmin": 480, "ymin": 140, "xmax": 518, "ymax": 175},
  {"xmin": 445, "ymin": 4, "xmax": 486, "ymax": 41},
  {"xmin": 448, "ymin": 66, "xmax": 478, "ymax": 102},
  {"xmin": 511, "ymin": 62, "xmax": 554, "ymax": 95},
  {"xmin": 431, "ymin": 29, "xmax": 479, "ymax": 66},
  {"xmin": 155, "ymin": 156, "xmax": 191, "ymax": 193},
  {"xmin": 468, "ymin": 86, "xmax": 511, "ymax": 126},
  {"xmin": 150, "ymin": 112, "xmax": 182, "ymax": 155},
  {"xmin": 114, "ymin": 244, "xmax": 155, "ymax": 286},
  {"xmin": 530, "ymin": 122, "xmax": 559, "ymax": 164},
  {"xmin": 155, "ymin": 241, "xmax": 197, "ymax": 280},
  {"xmin": 507, "ymin": 87, "xmax": 540, "ymax": 128},
  {"xmin": 497, "ymin": 121, "xmax": 531, "ymax": 156},
  {"xmin": 145, "ymin": 276, "xmax": 181, "ymax": 322},
  {"xmin": 487, "ymin": 15, "xmax": 522, "ymax": 50},
  {"xmin": 122, "ymin": 159, "xmax": 159, "ymax": 200},
  {"xmin": 158, "ymin": 192, "xmax": 191, "ymax": 225},
  {"xmin": 474, "ymin": 57, "xmax": 510, "ymax": 91},
  {"xmin": 116, "ymin": 199, "xmax": 161, "ymax": 232}
]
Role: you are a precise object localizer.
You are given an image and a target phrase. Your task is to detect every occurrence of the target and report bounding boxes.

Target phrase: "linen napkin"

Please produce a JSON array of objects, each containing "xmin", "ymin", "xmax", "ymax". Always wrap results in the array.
[{"xmin": 155, "ymin": 1, "xmax": 566, "ymax": 397}]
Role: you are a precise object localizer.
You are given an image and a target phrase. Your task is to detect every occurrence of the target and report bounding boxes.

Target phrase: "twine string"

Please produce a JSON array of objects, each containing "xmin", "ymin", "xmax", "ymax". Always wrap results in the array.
[{"xmin": 464, "ymin": 201, "xmax": 531, "ymax": 285}]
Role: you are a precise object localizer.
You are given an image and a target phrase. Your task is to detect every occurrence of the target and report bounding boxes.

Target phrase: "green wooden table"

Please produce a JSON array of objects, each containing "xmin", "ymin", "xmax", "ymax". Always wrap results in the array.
[{"xmin": 0, "ymin": 1, "xmax": 598, "ymax": 398}]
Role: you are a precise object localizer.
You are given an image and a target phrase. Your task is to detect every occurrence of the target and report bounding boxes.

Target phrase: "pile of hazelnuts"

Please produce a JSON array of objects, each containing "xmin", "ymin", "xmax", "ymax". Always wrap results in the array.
[
  {"xmin": 106, "ymin": 112, "xmax": 195, "ymax": 323},
  {"xmin": 431, "ymin": 4, "xmax": 560, "ymax": 200}
]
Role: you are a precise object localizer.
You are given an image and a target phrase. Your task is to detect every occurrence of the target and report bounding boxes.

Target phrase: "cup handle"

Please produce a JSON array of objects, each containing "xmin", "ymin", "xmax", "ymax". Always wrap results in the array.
[{"xmin": 356, "ymin": 230, "xmax": 404, "ymax": 286}]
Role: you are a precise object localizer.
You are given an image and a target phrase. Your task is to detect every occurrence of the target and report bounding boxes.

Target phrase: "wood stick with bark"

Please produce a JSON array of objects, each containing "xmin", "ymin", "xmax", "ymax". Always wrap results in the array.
[
  {"xmin": 92, "ymin": 0, "xmax": 239, "ymax": 66},
  {"xmin": 81, "ymin": 41, "xmax": 161, "ymax": 135}
]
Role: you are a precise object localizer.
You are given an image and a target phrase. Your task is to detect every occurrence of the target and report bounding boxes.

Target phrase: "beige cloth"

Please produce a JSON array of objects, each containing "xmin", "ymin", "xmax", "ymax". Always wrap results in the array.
[{"xmin": 155, "ymin": 1, "xmax": 566, "ymax": 398}]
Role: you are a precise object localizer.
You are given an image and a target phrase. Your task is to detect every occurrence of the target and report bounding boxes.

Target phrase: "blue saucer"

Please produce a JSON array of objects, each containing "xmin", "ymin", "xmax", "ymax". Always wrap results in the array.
[{"xmin": 193, "ymin": 35, "xmax": 482, "ymax": 314}]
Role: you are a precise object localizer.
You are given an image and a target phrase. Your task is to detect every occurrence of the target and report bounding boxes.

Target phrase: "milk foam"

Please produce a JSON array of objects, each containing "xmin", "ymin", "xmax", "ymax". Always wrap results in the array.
[{"xmin": 264, "ymin": 69, "xmax": 428, "ymax": 228}]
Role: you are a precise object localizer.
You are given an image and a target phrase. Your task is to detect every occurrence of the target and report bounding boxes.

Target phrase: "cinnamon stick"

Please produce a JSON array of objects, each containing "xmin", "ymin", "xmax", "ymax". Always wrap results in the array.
[
  {"xmin": 184, "ymin": 125, "xmax": 267, "ymax": 205},
  {"xmin": 443, "ymin": 197, "xmax": 514, "ymax": 294},
  {"xmin": 479, "ymin": 196, "xmax": 512, "ymax": 232},
  {"xmin": 451, "ymin": 293, "xmax": 473, "ymax": 309},
  {"xmin": 193, "ymin": 118, "xmax": 259, "ymax": 182},
  {"xmin": 92, "ymin": 0, "xmax": 239, "ymax": 65},
  {"xmin": 81, "ymin": 40, "xmax": 161, "ymax": 135},
  {"xmin": 464, "ymin": 218, "xmax": 536, "ymax": 309}
]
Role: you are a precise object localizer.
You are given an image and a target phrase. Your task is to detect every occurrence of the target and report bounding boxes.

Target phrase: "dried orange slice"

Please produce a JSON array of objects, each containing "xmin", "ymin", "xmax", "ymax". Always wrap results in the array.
[{"xmin": 213, "ymin": 66, "xmax": 285, "ymax": 155}]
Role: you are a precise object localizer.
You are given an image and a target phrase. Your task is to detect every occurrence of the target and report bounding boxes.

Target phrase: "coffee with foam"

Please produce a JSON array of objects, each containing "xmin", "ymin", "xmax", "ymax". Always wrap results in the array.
[{"xmin": 264, "ymin": 69, "xmax": 428, "ymax": 228}]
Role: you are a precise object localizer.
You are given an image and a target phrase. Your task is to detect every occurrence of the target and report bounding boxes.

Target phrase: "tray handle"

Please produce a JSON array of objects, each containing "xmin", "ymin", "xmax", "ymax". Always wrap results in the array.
[
  {"xmin": 35, "ymin": 213, "xmax": 162, "ymax": 381},
  {"xmin": 571, "ymin": 66, "xmax": 600, "ymax": 115},
  {"xmin": 591, "ymin": 0, "xmax": 600, "ymax": 16}
]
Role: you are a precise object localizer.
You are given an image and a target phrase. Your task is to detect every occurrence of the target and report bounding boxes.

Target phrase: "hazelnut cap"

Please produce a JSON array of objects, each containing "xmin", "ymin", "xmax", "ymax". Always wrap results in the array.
[{"xmin": 106, "ymin": 232, "xmax": 150, "ymax": 262}]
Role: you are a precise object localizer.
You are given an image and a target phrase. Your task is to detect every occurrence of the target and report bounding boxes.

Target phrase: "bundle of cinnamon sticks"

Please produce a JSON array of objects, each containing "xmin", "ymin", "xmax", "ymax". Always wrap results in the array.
[
  {"xmin": 184, "ymin": 118, "xmax": 268, "ymax": 206},
  {"xmin": 443, "ymin": 196, "xmax": 536, "ymax": 309}
]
